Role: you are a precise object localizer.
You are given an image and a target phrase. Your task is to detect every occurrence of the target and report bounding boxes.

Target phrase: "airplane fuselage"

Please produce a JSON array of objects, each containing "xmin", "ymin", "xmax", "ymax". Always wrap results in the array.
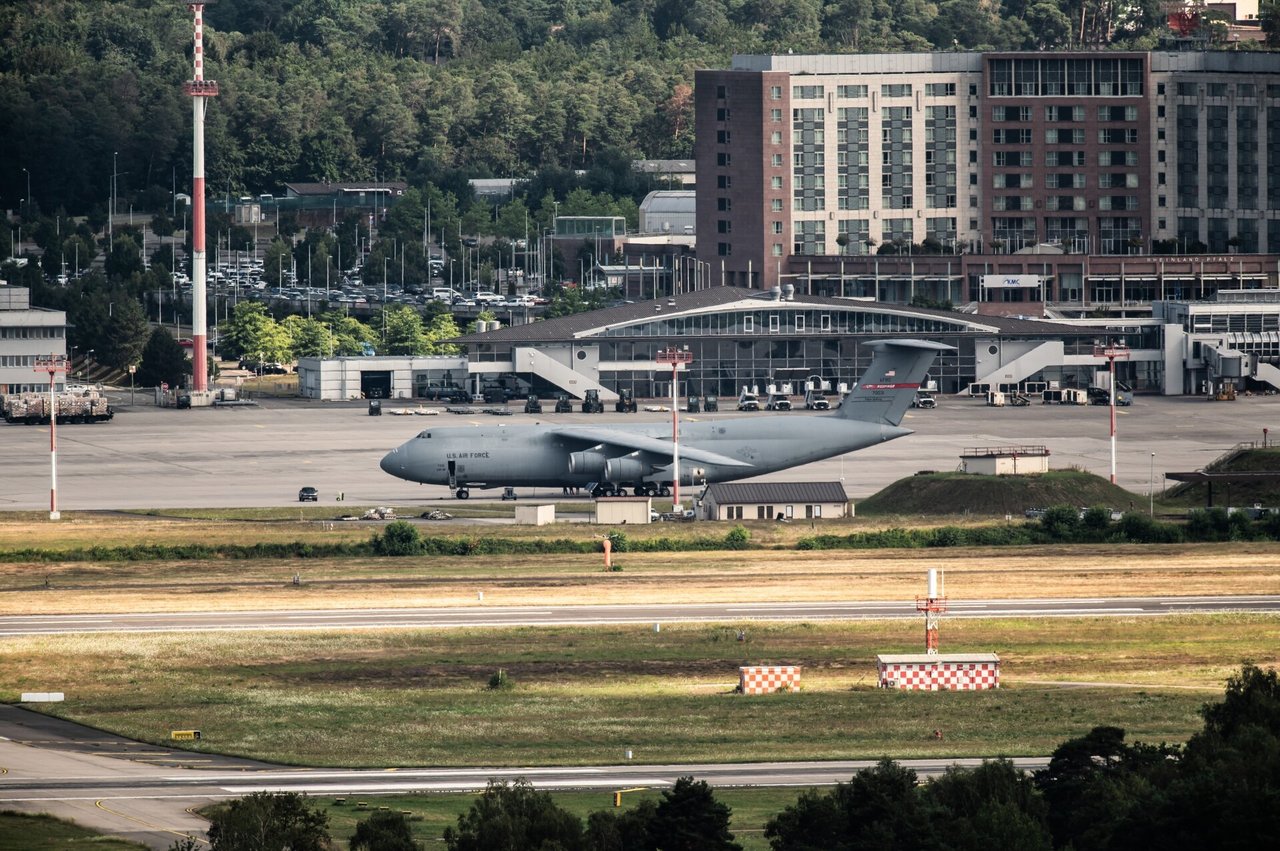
[{"xmin": 380, "ymin": 413, "xmax": 911, "ymax": 491}]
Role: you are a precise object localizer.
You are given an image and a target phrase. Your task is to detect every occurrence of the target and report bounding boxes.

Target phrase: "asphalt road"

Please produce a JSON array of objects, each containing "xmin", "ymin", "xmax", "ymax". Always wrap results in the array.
[
  {"xmin": 0, "ymin": 703, "xmax": 1049, "ymax": 850},
  {"xmin": 2, "ymin": 393, "xmax": 1279, "ymax": 511},
  {"xmin": 3, "ymin": 594, "xmax": 1279, "ymax": 636}
]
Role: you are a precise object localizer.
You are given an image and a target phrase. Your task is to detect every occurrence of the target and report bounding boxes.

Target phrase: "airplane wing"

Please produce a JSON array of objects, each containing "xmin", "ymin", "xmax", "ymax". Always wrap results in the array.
[{"xmin": 554, "ymin": 426, "xmax": 755, "ymax": 468}]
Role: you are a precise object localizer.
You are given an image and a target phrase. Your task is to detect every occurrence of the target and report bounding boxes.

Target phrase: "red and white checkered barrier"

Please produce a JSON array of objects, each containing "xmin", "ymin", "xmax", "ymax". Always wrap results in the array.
[
  {"xmin": 739, "ymin": 665, "xmax": 801, "ymax": 695},
  {"xmin": 878, "ymin": 660, "xmax": 999, "ymax": 691}
]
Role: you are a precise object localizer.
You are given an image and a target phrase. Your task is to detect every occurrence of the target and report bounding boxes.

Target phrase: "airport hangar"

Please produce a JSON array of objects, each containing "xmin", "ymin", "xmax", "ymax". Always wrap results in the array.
[{"xmin": 297, "ymin": 285, "xmax": 1280, "ymax": 402}]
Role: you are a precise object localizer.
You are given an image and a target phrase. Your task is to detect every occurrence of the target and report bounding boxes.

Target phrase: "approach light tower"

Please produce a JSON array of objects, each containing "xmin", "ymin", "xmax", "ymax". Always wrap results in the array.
[
  {"xmin": 1094, "ymin": 341, "xmax": 1130, "ymax": 485},
  {"xmin": 656, "ymin": 346, "xmax": 693, "ymax": 510},
  {"xmin": 184, "ymin": 2, "xmax": 219, "ymax": 393},
  {"xmin": 915, "ymin": 568, "xmax": 947, "ymax": 655}
]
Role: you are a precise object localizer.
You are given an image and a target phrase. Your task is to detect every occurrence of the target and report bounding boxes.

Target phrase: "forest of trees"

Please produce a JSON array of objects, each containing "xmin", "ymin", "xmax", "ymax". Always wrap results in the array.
[{"xmin": 1, "ymin": 0, "xmax": 1235, "ymax": 220}]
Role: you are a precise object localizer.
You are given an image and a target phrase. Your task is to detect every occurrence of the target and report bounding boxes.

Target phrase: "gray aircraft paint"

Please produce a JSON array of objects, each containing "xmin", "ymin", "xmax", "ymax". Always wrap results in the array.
[{"xmin": 380, "ymin": 339, "xmax": 951, "ymax": 495}]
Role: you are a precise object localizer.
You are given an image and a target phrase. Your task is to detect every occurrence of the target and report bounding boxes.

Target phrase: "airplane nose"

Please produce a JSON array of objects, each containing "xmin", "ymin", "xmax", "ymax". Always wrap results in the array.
[{"xmin": 380, "ymin": 448, "xmax": 400, "ymax": 476}]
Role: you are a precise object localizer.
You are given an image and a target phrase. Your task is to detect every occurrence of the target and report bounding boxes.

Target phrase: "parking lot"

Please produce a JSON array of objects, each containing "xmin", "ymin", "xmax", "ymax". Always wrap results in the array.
[{"xmin": 1, "ymin": 393, "xmax": 1277, "ymax": 511}]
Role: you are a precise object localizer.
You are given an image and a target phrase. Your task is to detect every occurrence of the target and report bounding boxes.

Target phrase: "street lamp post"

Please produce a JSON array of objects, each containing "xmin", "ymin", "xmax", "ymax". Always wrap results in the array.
[
  {"xmin": 110, "ymin": 151, "xmax": 117, "ymax": 251},
  {"xmin": 22, "ymin": 167, "xmax": 30, "ymax": 214}
]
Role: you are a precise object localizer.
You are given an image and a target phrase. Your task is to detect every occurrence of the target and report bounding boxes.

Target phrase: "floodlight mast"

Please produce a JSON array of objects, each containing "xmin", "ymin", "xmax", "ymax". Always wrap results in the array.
[
  {"xmin": 184, "ymin": 2, "xmax": 219, "ymax": 393},
  {"xmin": 655, "ymin": 346, "xmax": 694, "ymax": 510},
  {"xmin": 34, "ymin": 356, "xmax": 68, "ymax": 520},
  {"xmin": 1094, "ymin": 342, "xmax": 1130, "ymax": 485}
]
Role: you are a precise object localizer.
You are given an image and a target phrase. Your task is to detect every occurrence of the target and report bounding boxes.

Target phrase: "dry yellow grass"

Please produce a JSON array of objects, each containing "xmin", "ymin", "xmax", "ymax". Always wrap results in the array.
[{"xmin": 1, "ymin": 541, "xmax": 1277, "ymax": 615}]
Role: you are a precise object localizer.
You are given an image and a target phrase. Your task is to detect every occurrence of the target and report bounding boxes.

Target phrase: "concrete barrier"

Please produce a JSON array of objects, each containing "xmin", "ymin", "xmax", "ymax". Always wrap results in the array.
[{"xmin": 20, "ymin": 692, "xmax": 64, "ymax": 702}]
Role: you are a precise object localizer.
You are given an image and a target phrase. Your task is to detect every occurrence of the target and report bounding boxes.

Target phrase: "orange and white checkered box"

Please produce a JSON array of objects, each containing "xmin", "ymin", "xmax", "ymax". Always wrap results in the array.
[{"xmin": 739, "ymin": 665, "xmax": 801, "ymax": 695}]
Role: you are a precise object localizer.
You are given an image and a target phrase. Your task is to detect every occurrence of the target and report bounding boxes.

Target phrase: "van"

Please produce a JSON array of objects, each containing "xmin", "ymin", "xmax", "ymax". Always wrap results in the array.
[{"xmin": 432, "ymin": 287, "xmax": 460, "ymax": 302}]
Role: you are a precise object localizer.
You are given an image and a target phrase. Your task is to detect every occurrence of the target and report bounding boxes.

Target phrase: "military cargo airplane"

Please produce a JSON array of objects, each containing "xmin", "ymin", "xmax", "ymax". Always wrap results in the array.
[{"xmin": 379, "ymin": 339, "xmax": 950, "ymax": 499}]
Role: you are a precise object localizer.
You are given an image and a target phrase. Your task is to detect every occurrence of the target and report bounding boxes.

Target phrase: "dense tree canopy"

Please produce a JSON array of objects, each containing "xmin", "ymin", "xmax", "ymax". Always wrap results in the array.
[{"xmin": 1, "ymin": 0, "xmax": 1199, "ymax": 217}]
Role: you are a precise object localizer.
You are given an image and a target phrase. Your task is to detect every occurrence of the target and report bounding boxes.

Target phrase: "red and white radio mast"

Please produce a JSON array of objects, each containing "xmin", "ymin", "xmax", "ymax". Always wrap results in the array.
[{"xmin": 184, "ymin": 3, "xmax": 219, "ymax": 393}]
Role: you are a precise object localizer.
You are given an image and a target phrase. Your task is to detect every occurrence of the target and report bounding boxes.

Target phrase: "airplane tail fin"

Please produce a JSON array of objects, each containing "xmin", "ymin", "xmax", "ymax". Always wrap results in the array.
[{"xmin": 837, "ymin": 339, "xmax": 953, "ymax": 427}]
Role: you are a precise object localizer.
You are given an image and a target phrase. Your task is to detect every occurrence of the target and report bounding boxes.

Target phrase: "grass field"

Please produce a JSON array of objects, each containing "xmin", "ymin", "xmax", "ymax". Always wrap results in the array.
[
  {"xmin": 0, "ymin": 811, "xmax": 147, "ymax": 850},
  {"xmin": 3, "ymin": 615, "xmax": 1273, "ymax": 769},
  {"xmin": 2, "ymin": 538, "xmax": 1277, "ymax": 615}
]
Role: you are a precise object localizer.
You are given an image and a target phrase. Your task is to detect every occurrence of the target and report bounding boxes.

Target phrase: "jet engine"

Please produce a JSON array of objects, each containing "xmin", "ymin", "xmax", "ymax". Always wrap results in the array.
[
  {"xmin": 568, "ymin": 451, "xmax": 606, "ymax": 475},
  {"xmin": 604, "ymin": 457, "xmax": 649, "ymax": 482}
]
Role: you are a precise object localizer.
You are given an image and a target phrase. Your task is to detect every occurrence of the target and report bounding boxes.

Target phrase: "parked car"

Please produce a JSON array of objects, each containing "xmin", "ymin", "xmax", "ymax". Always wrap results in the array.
[{"xmin": 298, "ymin": 486, "xmax": 319, "ymax": 502}]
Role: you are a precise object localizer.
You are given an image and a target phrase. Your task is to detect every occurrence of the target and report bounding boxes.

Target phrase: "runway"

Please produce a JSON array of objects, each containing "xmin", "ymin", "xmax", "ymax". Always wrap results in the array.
[{"xmin": 3, "ymin": 594, "xmax": 1278, "ymax": 636}]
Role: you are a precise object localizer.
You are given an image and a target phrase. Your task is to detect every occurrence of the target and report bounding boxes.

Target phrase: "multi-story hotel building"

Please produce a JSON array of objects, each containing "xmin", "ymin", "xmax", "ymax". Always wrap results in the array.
[{"xmin": 695, "ymin": 51, "xmax": 1280, "ymax": 312}]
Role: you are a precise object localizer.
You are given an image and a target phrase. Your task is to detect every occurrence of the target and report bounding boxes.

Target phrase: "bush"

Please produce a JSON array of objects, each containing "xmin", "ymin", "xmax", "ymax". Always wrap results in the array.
[
  {"xmin": 443, "ymin": 779, "xmax": 582, "ymax": 850},
  {"xmin": 350, "ymin": 809, "xmax": 419, "ymax": 851},
  {"xmin": 1080, "ymin": 506, "xmax": 1112, "ymax": 535},
  {"xmin": 374, "ymin": 521, "xmax": 422, "ymax": 556},
  {"xmin": 724, "ymin": 525, "xmax": 750, "ymax": 549},
  {"xmin": 607, "ymin": 530, "xmax": 629, "ymax": 552},
  {"xmin": 1040, "ymin": 505, "xmax": 1081, "ymax": 539},
  {"xmin": 207, "ymin": 792, "xmax": 330, "ymax": 851},
  {"xmin": 488, "ymin": 669, "xmax": 512, "ymax": 690},
  {"xmin": 928, "ymin": 526, "xmax": 965, "ymax": 548}
]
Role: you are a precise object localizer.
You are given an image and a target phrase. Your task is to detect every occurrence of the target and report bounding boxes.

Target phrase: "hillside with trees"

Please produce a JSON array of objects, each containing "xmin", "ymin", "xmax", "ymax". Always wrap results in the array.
[{"xmin": 0, "ymin": 0, "xmax": 1219, "ymax": 216}]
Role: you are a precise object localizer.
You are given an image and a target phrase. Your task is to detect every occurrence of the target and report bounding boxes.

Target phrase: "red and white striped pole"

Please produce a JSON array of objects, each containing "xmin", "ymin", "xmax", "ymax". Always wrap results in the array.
[
  {"xmin": 185, "ymin": 3, "xmax": 218, "ymax": 393},
  {"xmin": 656, "ymin": 347, "xmax": 694, "ymax": 510},
  {"xmin": 35, "ymin": 356, "xmax": 67, "ymax": 520}
]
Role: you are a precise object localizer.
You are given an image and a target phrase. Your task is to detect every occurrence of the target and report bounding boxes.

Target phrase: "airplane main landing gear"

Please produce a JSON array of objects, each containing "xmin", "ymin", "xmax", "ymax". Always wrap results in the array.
[
  {"xmin": 659, "ymin": 485, "xmax": 671, "ymax": 497},
  {"xmin": 455, "ymin": 488, "xmax": 470, "ymax": 499}
]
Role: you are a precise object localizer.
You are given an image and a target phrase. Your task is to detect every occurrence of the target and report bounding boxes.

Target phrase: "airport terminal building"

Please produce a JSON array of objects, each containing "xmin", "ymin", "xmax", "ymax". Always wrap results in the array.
[
  {"xmin": 298, "ymin": 285, "xmax": 1280, "ymax": 401},
  {"xmin": 455, "ymin": 287, "xmax": 1140, "ymax": 399}
]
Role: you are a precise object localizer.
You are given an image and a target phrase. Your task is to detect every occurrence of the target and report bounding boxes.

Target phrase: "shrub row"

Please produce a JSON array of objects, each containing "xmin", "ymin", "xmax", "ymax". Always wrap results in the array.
[
  {"xmin": 0, "ymin": 541, "xmax": 372, "ymax": 563},
  {"xmin": 796, "ymin": 505, "xmax": 1277, "ymax": 550},
  {"xmin": 5, "ymin": 508, "xmax": 1276, "ymax": 563}
]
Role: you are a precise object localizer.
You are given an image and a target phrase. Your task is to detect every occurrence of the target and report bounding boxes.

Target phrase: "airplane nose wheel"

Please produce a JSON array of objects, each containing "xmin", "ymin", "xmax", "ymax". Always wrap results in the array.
[{"xmin": 455, "ymin": 488, "xmax": 470, "ymax": 499}]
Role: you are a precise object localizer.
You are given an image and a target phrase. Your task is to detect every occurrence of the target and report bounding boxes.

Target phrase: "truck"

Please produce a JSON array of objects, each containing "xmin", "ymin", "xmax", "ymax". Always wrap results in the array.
[
  {"xmin": 2, "ymin": 390, "xmax": 114, "ymax": 425},
  {"xmin": 765, "ymin": 392, "xmax": 792, "ymax": 411},
  {"xmin": 553, "ymin": 393, "xmax": 573, "ymax": 413},
  {"xmin": 582, "ymin": 389, "xmax": 605, "ymax": 413},
  {"xmin": 803, "ymin": 388, "xmax": 830, "ymax": 410},
  {"xmin": 911, "ymin": 391, "xmax": 937, "ymax": 409},
  {"xmin": 615, "ymin": 388, "xmax": 637, "ymax": 413},
  {"xmin": 737, "ymin": 389, "xmax": 760, "ymax": 411}
]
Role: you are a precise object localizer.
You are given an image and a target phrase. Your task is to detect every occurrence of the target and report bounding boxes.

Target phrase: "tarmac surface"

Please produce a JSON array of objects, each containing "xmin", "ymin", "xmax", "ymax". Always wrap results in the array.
[
  {"xmin": 3, "ymin": 594, "xmax": 1279, "ymax": 636},
  {"xmin": 2, "ymin": 392, "xmax": 1279, "ymax": 511}
]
